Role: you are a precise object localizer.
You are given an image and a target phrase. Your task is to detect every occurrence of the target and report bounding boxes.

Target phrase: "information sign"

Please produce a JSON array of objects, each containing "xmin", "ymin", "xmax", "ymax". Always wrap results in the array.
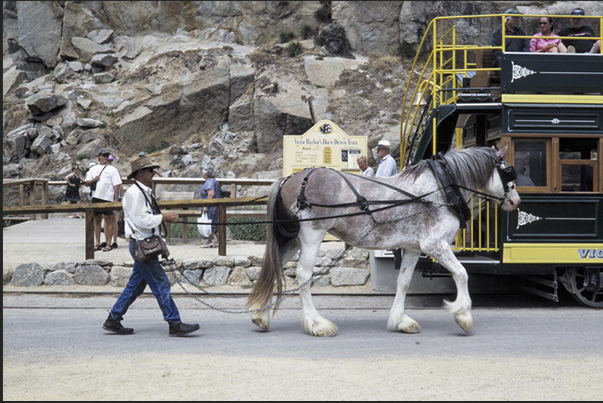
[{"xmin": 283, "ymin": 120, "xmax": 368, "ymax": 176}]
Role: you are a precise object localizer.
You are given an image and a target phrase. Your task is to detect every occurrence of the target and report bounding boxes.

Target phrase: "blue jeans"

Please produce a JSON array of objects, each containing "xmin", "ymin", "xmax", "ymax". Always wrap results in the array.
[{"xmin": 110, "ymin": 240, "xmax": 181, "ymax": 323}]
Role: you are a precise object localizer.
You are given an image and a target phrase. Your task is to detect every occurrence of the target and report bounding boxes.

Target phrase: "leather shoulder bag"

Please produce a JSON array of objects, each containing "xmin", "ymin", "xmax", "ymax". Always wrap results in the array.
[{"xmin": 133, "ymin": 183, "xmax": 169, "ymax": 261}]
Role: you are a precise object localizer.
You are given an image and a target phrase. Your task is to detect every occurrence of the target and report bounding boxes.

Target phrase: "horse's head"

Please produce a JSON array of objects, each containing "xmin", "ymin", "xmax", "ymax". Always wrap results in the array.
[{"xmin": 484, "ymin": 146, "xmax": 521, "ymax": 212}]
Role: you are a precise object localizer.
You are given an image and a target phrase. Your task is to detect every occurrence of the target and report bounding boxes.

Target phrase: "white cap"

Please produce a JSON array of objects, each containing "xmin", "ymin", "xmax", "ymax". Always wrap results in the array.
[{"xmin": 377, "ymin": 140, "xmax": 391, "ymax": 148}]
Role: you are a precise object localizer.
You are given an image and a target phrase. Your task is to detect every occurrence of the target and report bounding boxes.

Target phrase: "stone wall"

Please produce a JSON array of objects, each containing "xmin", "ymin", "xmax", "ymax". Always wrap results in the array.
[{"xmin": 4, "ymin": 247, "xmax": 371, "ymax": 289}]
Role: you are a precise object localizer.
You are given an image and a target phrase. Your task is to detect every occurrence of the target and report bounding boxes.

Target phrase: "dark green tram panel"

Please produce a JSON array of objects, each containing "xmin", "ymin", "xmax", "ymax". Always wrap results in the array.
[{"xmin": 500, "ymin": 53, "xmax": 603, "ymax": 94}]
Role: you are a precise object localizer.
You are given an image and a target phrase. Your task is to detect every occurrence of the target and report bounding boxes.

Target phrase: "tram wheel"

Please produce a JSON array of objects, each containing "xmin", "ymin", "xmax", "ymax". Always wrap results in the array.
[{"xmin": 565, "ymin": 267, "xmax": 603, "ymax": 308}]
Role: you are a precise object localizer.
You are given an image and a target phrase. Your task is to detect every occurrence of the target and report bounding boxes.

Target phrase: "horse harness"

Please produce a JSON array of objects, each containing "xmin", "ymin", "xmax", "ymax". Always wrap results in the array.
[
  {"xmin": 426, "ymin": 153, "xmax": 472, "ymax": 229},
  {"xmin": 289, "ymin": 152, "xmax": 516, "ymax": 232},
  {"xmin": 295, "ymin": 167, "xmax": 428, "ymax": 219}
]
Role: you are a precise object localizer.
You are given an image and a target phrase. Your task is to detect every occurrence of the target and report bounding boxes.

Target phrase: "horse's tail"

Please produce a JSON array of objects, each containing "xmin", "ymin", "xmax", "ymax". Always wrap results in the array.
[{"xmin": 247, "ymin": 180, "xmax": 291, "ymax": 312}]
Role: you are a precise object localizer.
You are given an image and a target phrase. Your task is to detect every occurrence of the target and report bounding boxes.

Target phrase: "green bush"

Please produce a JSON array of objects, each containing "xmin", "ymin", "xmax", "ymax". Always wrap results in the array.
[
  {"xmin": 167, "ymin": 217, "xmax": 267, "ymax": 242},
  {"xmin": 166, "ymin": 219, "xmax": 203, "ymax": 240},
  {"xmin": 286, "ymin": 41, "xmax": 303, "ymax": 57},
  {"xmin": 227, "ymin": 218, "xmax": 267, "ymax": 242},
  {"xmin": 300, "ymin": 25, "xmax": 318, "ymax": 40},
  {"xmin": 145, "ymin": 140, "xmax": 170, "ymax": 155},
  {"xmin": 279, "ymin": 31, "xmax": 296, "ymax": 43}
]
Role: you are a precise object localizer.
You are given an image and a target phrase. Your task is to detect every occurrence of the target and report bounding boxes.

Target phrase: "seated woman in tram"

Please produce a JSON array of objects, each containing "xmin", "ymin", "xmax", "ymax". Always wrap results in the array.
[{"xmin": 530, "ymin": 17, "xmax": 567, "ymax": 53}]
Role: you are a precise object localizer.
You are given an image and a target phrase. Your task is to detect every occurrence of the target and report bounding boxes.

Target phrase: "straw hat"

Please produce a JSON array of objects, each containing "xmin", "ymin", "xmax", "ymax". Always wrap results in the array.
[{"xmin": 127, "ymin": 156, "xmax": 160, "ymax": 180}]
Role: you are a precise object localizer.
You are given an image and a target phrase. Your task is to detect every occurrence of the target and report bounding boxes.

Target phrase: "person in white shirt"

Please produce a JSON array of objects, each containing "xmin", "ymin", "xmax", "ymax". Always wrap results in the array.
[
  {"xmin": 103, "ymin": 154, "xmax": 200, "ymax": 337},
  {"xmin": 375, "ymin": 140, "xmax": 398, "ymax": 177},
  {"xmin": 84, "ymin": 148, "xmax": 122, "ymax": 252},
  {"xmin": 357, "ymin": 155, "xmax": 375, "ymax": 177}
]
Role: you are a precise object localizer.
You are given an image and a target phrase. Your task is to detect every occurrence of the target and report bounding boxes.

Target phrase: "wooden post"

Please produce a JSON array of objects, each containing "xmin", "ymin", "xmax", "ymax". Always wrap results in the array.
[
  {"xmin": 182, "ymin": 217, "xmax": 189, "ymax": 243},
  {"xmin": 41, "ymin": 180, "xmax": 49, "ymax": 219},
  {"xmin": 218, "ymin": 205, "xmax": 227, "ymax": 256},
  {"xmin": 85, "ymin": 207, "xmax": 95, "ymax": 260},
  {"xmin": 29, "ymin": 180, "xmax": 36, "ymax": 220},
  {"xmin": 19, "ymin": 184, "xmax": 24, "ymax": 217}
]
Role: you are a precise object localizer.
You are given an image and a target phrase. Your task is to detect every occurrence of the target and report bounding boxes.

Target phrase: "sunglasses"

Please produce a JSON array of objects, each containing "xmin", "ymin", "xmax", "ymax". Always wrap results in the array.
[
  {"xmin": 100, "ymin": 153, "xmax": 110, "ymax": 157},
  {"xmin": 539, "ymin": 22, "xmax": 549, "ymax": 25}
]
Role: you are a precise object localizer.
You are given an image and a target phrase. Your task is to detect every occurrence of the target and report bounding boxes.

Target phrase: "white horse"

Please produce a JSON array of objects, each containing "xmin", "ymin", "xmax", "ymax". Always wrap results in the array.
[{"xmin": 248, "ymin": 146, "xmax": 521, "ymax": 336}]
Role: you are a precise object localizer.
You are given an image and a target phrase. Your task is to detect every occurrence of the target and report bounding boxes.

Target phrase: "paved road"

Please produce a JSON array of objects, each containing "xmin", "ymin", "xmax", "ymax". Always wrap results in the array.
[{"xmin": 3, "ymin": 293, "xmax": 603, "ymax": 400}]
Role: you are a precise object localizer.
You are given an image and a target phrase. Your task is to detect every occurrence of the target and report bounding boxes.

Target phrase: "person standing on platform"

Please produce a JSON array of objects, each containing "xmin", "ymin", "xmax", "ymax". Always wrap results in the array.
[
  {"xmin": 200, "ymin": 166, "xmax": 222, "ymax": 248},
  {"xmin": 64, "ymin": 164, "xmax": 83, "ymax": 218},
  {"xmin": 357, "ymin": 155, "xmax": 375, "ymax": 177},
  {"xmin": 375, "ymin": 140, "xmax": 397, "ymax": 177}
]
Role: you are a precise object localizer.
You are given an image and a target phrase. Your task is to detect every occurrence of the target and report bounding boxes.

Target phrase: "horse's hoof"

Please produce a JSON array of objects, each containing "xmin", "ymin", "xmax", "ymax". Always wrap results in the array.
[
  {"xmin": 455, "ymin": 312, "xmax": 473, "ymax": 334},
  {"xmin": 303, "ymin": 318, "xmax": 337, "ymax": 337},
  {"xmin": 252, "ymin": 316, "xmax": 270, "ymax": 332},
  {"xmin": 399, "ymin": 316, "xmax": 421, "ymax": 333}
]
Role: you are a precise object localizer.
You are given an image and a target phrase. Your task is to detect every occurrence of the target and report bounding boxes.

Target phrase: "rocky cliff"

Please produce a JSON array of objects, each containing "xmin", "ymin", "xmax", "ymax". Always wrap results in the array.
[{"xmin": 3, "ymin": 1, "xmax": 597, "ymax": 204}]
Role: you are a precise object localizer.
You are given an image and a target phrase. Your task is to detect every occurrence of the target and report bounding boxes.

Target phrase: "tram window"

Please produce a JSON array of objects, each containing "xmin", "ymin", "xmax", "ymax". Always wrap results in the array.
[
  {"xmin": 561, "ymin": 165, "xmax": 594, "ymax": 192},
  {"xmin": 559, "ymin": 138, "xmax": 598, "ymax": 192},
  {"xmin": 514, "ymin": 141, "xmax": 547, "ymax": 187},
  {"xmin": 559, "ymin": 138, "xmax": 598, "ymax": 160}
]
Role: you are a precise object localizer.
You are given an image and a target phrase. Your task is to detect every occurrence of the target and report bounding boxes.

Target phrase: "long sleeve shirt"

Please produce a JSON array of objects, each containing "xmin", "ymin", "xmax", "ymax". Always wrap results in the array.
[
  {"xmin": 375, "ymin": 154, "xmax": 398, "ymax": 177},
  {"xmin": 122, "ymin": 181, "xmax": 163, "ymax": 241},
  {"xmin": 491, "ymin": 25, "xmax": 530, "ymax": 65}
]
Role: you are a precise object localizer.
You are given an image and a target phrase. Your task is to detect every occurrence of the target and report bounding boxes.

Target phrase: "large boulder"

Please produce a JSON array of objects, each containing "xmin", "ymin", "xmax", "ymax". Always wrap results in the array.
[
  {"xmin": 332, "ymin": 2, "xmax": 402, "ymax": 58},
  {"xmin": 11, "ymin": 263, "xmax": 46, "ymax": 286},
  {"xmin": 27, "ymin": 93, "xmax": 67, "ymax": 117},
  {"xmin": 16, "ymin": 1, "xmax": 63, "ymax": 68},
  {"xmin": 59, "ymin": 2, "xmax": 107, "ymax": 61},
  {"xmin": 74, "ymin": 264, "xmax": 110, "ymax": 286},
  {"xmin": 114, "ymin": 56, "xmax": 230, "ymax": 155}
]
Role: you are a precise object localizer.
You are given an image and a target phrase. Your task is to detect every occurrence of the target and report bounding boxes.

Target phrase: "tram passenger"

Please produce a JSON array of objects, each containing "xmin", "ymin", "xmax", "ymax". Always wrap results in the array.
[
  {"xmin": 530, "ymin": 17, "xmax": 567, "ymax": 53},
  {"xmin": 491, "ymin": 9, "xmax": 530, "ymax": 67},
  {"xmin": 558, "ymin": 8, "xmax": 601, "ymax": 54},
  {"xmin": 357, "ymin": 155, "xmax": 375, "ymax": 177},
  {"xmin": 514, "ymin": 159, "xmax": 535, "ymax": 187},
  {"xmin": 375, "ymin": 140, "xmax": 397, "ymax": 177}
]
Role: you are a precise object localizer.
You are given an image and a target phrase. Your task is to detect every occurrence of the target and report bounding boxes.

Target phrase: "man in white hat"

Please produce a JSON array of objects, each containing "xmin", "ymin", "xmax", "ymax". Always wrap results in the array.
[
  {"xmin": 375, "ymin": 139, "xmax": 398, "ymax": 177},
  {"xmin": 103, "ymin": 154, "xmax": 200, "ymax": 337}
]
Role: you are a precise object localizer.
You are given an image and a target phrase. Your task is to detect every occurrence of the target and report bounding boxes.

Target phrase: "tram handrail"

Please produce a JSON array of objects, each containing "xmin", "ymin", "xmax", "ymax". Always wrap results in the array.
[{"xmin": 400, "ymin": 13, "xmax": 603, "ymax": 166}]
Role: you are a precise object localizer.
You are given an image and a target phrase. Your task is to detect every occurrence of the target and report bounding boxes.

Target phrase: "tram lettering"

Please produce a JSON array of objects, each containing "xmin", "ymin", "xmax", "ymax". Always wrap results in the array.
[{"xmin": 578, "ymin": 249, "xmax": 603, "ymax": 259}]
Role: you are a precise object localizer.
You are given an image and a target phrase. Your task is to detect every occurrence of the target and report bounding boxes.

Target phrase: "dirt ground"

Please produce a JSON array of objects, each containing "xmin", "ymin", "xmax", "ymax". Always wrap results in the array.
[{"xmin": 3, "ymin": 354, "xmax": 601, "ymax": 400}]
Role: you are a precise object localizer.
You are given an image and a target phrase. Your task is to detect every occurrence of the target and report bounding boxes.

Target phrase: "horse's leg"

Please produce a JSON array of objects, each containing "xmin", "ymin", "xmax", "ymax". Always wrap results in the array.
[
  {"xmin": 425, "ymin": 241, "xmax": 473, "ymax": 333},
  {"xmin": 297, "ymin": 234, "xmax": 337, "ymax": 337},
  {"xmin": 251, "ymin": 239, "xmax": 300, "ymax": 331},
  {"xmin": 387, "ymin": 250, "xmax": 422, "ymax": 333}
]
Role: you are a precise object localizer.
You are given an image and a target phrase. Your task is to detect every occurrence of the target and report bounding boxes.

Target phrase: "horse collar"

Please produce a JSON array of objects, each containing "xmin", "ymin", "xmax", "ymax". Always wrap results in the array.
[{"xmin": 427, "ymin": 153, "xmax": 472, "ymax": 229}]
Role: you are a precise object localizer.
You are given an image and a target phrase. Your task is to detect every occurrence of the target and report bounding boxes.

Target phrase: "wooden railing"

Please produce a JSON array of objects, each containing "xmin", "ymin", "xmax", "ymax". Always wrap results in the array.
[
  {"xmin": 3, "ymin": 196, "xmax": 268, "ymax": 260},
  {"xmin": 4, "ymin": 177, "xmax": 275, "ymax": 259},
  {"xmin": 2, "ymin": 178, "xmax": 50, "ymax": 220}
]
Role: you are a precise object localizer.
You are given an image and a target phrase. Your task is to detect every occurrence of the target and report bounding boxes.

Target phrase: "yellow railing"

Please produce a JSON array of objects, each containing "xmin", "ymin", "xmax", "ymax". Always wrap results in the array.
[
  {"xmin": 400, "ymin": 13, "xmax": 603, "ymax": 164},
  {"xmin": 451, "ymin": 197, "xmax": 499, "ymax": 252}
]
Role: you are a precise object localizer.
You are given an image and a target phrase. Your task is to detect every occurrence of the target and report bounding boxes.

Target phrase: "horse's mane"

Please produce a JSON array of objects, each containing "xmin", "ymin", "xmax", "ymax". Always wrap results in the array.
[{"xmin": 401, "ymin": 147, "xmax": 498, "ymax": 188}]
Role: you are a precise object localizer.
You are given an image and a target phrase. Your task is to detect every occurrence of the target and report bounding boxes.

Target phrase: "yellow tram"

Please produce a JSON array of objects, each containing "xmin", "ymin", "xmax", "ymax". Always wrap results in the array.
[{"xmin": 397, "ymin": 12, "xmax": 603, "ymax": 307}]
